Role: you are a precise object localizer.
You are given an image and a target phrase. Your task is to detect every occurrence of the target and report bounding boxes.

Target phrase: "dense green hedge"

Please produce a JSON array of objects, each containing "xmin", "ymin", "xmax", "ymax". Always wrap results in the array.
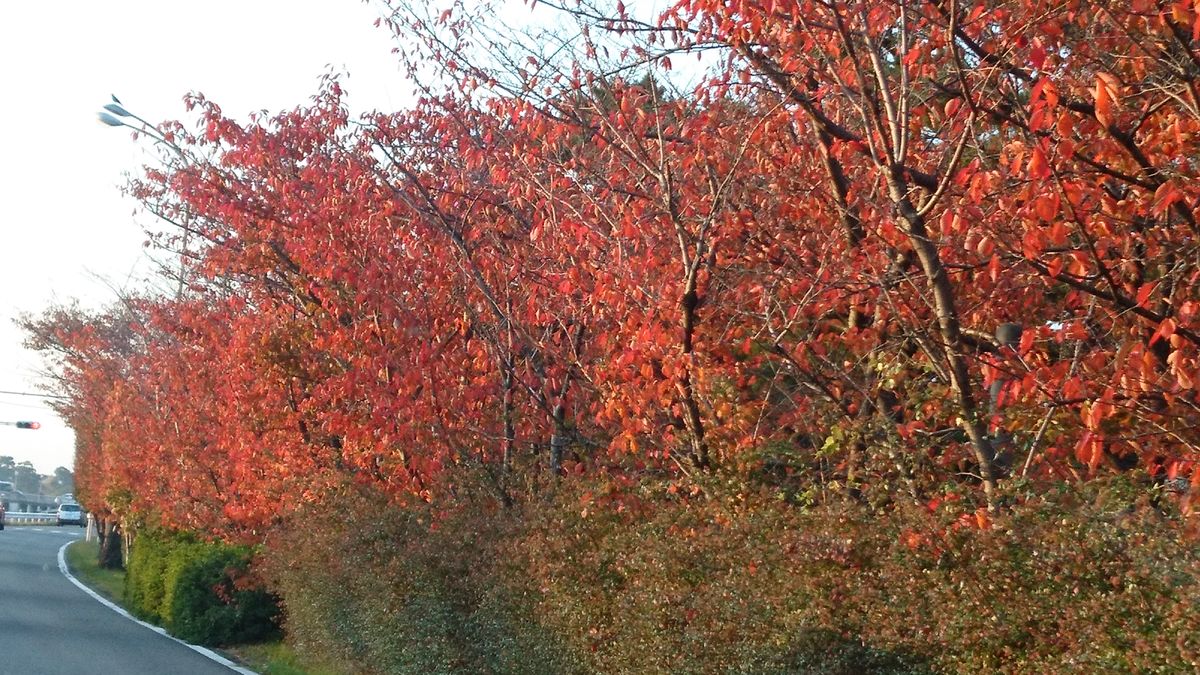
[
  {"xmin": 125, "ymin": 530, "xmax": 280, "ymax": 646},
  {"xmin": 262, "ymin": 475, "xmax": 1199, "ymax": 674}
]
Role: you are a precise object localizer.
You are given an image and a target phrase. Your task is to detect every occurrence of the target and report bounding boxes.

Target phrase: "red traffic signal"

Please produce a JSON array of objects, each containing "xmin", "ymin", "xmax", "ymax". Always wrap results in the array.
[{"xmin": 15, "ymin": 421, "xmax": 40, "ymax": 429}]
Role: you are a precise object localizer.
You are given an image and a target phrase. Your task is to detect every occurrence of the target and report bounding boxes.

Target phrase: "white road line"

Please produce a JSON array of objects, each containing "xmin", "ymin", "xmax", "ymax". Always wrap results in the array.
[{"xmin": 56, "ymin": 541, "xmax": 257, "ymax": 675}]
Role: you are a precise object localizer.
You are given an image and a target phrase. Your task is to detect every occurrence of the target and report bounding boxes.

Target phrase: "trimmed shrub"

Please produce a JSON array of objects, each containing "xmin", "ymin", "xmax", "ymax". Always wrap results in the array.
[
  {"xmin": 165, "ymin": 542, "xmax": 280, "ymax": 645},
  {"xmin": 262, "ymin": 476, "xmax": 1200, "ymax": 673},
  {"xmin": 264, "ymin": 496, "xmax": 577, "ymax": 674},
  {"xmin": 125, "ymin": 530, "xmax": 280, "ymax": 646},
  {"xmin": 125, "ymin": 530, "xmax": 172, "ymax": 623}
]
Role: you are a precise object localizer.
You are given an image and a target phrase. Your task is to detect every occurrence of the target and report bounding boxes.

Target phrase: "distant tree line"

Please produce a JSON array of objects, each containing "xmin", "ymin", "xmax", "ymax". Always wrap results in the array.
[{"xmin": 0, "ymin": 456, "xmax": 74, "ymax": 496}]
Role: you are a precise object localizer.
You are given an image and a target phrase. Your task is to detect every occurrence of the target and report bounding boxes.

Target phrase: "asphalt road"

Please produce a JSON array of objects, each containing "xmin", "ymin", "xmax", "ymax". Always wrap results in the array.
[{"xmin": 0, "ymin": 526, "xmax": 242, "ymax": 675}]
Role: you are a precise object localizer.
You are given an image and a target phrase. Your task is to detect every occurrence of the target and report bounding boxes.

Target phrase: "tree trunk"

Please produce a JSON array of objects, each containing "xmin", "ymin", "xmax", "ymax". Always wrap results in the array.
[
  {"xmin": 550, "ymin": 419, "xmax": 567, "ymax": 475},
  {"xmin": 889, "ymin": 175, "xmax": 999, "ymax": 507},
  {"xmin": 500, "ymin": 363, "xmax": 516, "ymax": 499},
  {"xmin": 98, "ymin": 518, "xmax": 123, "ymax": 570},
  {"xmin": 679, "ymin": 286, "xmax": 711, "ymax": 470}
]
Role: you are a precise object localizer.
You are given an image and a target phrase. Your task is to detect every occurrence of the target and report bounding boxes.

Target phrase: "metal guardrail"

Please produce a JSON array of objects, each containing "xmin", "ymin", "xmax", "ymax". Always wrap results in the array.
[{"xmin": 2, "ymin": 511, "xmax": 59, "ymax": 525}]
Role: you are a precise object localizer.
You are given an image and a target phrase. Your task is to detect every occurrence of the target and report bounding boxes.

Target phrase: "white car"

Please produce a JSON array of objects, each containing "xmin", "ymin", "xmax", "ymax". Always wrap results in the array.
[{"xmin": 56, "ymin": 503, "xmax": 85, "ymax": 527}]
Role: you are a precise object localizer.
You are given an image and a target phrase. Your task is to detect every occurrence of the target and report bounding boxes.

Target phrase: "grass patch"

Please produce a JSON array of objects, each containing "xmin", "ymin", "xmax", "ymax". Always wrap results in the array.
[
  {"xmin": 225, "ymin": 642, "xmax": 348, "ymax": 675},
  {"xmin": 65, "ymin": 540, "xmax": 125, "ymax": 602}
]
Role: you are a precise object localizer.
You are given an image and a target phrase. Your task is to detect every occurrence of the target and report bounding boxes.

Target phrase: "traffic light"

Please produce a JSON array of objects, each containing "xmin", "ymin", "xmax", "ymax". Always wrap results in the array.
[{"xmin": 15, "ymin": 421, "xmax": 40, "ymax": 429}]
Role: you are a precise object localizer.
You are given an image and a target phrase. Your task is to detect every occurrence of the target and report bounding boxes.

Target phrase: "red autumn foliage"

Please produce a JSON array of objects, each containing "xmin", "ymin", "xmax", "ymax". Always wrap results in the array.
[{"xmin": 23, "ymin": 0, "xmax": 1200, "ymax": 535}]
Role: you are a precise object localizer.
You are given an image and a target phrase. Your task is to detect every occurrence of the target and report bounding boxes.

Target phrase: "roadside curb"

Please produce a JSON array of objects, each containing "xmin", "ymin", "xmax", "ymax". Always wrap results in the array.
[{"xmin": 56, "ymin": 540, "xmax": 257, "ymax": 675}]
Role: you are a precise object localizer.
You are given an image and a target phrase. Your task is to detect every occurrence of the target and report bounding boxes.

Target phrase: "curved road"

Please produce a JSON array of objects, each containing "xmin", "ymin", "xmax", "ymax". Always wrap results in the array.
[{"xmin": 0, "ymin": 526, "xmax": 241, "ymax": 674}]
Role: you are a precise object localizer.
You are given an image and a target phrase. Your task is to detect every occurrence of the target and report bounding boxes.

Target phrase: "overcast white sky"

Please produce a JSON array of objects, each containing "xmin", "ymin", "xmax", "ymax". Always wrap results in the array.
[{"xmin": 0, "ymin": 0, "xmax": 406, "ymax": 473}]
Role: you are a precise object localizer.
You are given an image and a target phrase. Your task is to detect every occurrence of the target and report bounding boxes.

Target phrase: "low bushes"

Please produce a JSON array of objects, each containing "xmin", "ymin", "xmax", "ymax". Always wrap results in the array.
[
  {"xmin": 261, "ymin": 473, "xmax": 1199, "ymax": 673},
  {"xmin": 264, "ymin": 497, "xmax": 575, "ymax": 674},
  {"xmin": 125, "ymin": 530, "xmax": 280, "ymax": 646}
]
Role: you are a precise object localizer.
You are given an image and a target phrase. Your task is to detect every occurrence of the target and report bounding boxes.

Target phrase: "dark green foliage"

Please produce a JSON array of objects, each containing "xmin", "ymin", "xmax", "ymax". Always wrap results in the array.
[{"xmin": 125, "ymin": 530, "xmax": 280, "ymax": 646}]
